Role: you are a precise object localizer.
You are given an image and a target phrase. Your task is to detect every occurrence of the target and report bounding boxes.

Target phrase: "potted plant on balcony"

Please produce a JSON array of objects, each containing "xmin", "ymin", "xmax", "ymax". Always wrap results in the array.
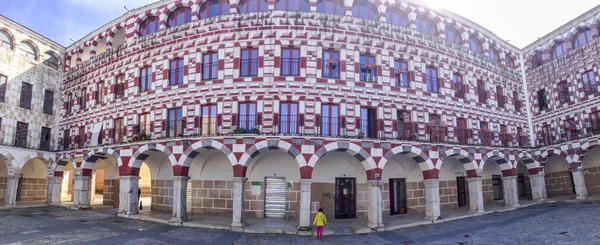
[
  {"xmin": 248, "ymin": 127, "xmax": 259, "ymax": 134},
  {"xmin": 233, "ymin": 127, "xmax": 245, "ymax": 134},
  {"xmin": 140, "ymin": 132, "xmax": 148, "ymax": 141}
]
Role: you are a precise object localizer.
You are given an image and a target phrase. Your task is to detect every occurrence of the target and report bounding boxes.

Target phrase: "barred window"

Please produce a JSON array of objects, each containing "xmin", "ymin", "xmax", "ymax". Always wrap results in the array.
[
  {"xmin": 15, "ymin": 122, "xmax": 28, "ymax": 148},
  {"xmin": 202, "ymin": 52, "xmax": 218, "ymax": 80},
  {"xmin": 140, "ymin": 67, "xmax": 152, "ymax": 92},
  {"xmin": 426, "ymin": 67, "xmax": 438, "ymax": 93},
  {"xmin": 0, "ymin": 74, "xmax": 6, "ymax": 103},
  {"xmin": 19, "ymin": 82, "xmax": 33, "ymax": 109},
  {"xmin": 43, "ymin": 90, "xmax": 53, "ymax": 115}
]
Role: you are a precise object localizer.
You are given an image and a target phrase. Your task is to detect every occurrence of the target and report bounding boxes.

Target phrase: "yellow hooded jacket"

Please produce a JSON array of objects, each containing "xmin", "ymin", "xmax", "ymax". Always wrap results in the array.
[{"xmin": 313, "ymin": 211, "xmax": 327, "ymax": 226}]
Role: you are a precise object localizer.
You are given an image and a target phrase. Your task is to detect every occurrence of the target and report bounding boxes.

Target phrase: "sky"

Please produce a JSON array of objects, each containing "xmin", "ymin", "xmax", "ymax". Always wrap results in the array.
[{"xmin": 0, "ymin": 0, "xmax": 598, "ymax": 48}]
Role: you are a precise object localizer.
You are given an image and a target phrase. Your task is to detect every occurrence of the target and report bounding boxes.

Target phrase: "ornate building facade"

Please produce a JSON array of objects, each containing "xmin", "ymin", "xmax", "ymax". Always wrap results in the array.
[{"xmin": 0, "ymin": 0, "xmax": 599, "ymax": 232}]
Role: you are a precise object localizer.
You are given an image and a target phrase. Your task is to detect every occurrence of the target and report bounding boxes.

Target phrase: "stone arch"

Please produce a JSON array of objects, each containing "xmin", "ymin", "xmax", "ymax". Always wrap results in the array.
[
  {"xmin": 481, "ymin": 150, "xmax": 512, "ymax": 171},
  {"xmin": 129, "ymin": 143, "xmax": 178, "ymax": 169},
  {"xmin": 17, "ymin": 152, "xmax": 55, "ymax": 176},
  {"xmin": 0, "ymin": 148, "xmax": 17, "ymax": 175},
  {"xmin": 19, "ymin": 39, "xmax": 40, "ymax": 60},
  {"xmin": 82, "ymin": 148, "xmax": 123, "ymax": 171},
  {"xmin": 0, "ymin": 27, "xmax": 15, "ymax": 50},
  {"xmin": 577, "ymin": 140, "xmax": 600, "ymax": 165},
  {"xmin": 239, "ymin": 139, "xmax": 306, "ymax": 168},
  {"xmin": 539, "ymin": 147, "xmax": 571, "ymax": 167},
  {"xmin": 178, "ymin": 139, "xmax": 237, "ymax": 167},
  {"xmin": 379, "ymin": 144, "xmax": 434, "ymax": 171},
  {"xmin": 307, "ymin": 142, "xmax": 376, "ymax": 171},
  {"xmin": 438, "ymin": 148, "xmax": 477, "ymax": 171},
  {"xmin": 516, "ymin": 151, "xmax": 540, "ymax": 170}
]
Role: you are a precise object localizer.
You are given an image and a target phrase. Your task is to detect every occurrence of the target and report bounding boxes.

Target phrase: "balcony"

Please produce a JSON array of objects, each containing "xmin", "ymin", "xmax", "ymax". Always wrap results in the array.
[
  {"xmin": 316, "ymin": 116, "xmax": 341, "ymax": 137},
  {"xmin": 193, "ymin": 115, "xmax": 221, "ymax": 136},
  {"xmin": 281, "ymin": 58, "xmax": 300, "ymax": 76},
  {"xmin": 358, "ymin": 119, "xmax": 381, "ymax": 139},
  {"xmin": 359, "ymin": 65, "xmax": 377, "ymax": 83},
  {"xmin": 499, "ymin": 133, "xmax": 512, "ymax": 147},
  {"xmin": 455, "ymin": 128, "xmax": 473, "ymax": 145},
  {"xmin": 480, "ymin": 130, "xmax": 494, "ymax": 146},
  {"xmin": 427, "ymin": 126, "xmax": 448, "ymax": 143},
  {"xmin": 396, "ymin": 122, "xmax": 418, "ymax": 141},
  {"xmin": 274, "ymin": 114, "xmax": 302, "ymax": 135},
  {"xmin": 517, "ymin": 135, "xmax": 530, "ymax": 148}
]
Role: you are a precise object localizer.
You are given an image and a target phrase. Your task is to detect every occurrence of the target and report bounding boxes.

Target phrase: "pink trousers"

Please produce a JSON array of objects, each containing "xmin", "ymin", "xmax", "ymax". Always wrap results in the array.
[{"xmin": 316, "ymin": 226, "xmax": 323, "ymax": 238}]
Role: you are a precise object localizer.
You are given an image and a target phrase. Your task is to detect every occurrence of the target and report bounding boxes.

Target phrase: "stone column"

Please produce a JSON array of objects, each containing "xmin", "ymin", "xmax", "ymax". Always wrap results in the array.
[
  {"xmin": 467, "ymin": 177, "xmax": 484, "ymax": 213},
  {"xmin": 231, "ymin": 177, "xmax": 247, "ymax": 229},
  {"xmin": 5, "ymin": 175, "xmax": 21, "ymax": 206},
  {"xmin": 570, "ymin": 169, "xmax": 588, "ymax": 200},
  {"xmin": 502, "ymin": 176, "xmax": 520, "ymax": 208},
  {"xmin": 529, "ymin": 173, "xmax": 547, "ymax": 200},
  {"xmin": 298, "ymin": 179, "xmax": 312, "ymax": 230},
  {"xmin": 423, "ymin": 179, "xmax": 441, "ymax": 220},
  {"xmin": 170, "ymin": 176, "xmax": 190, "ymax": 224},
  {"xmin": 72, "ymin": 176, "xmax": 92, "ymax": 209},
  {"xmin": 366, "ymin": 180, "xmax": 384, "ymax": 230},
  {"xmin": 118, "ymin": 176, "xmax": 140, "ymax": 217},
  {"xmin": 47, "ymin": 176, "xmax": 64, "ymax": 205}
]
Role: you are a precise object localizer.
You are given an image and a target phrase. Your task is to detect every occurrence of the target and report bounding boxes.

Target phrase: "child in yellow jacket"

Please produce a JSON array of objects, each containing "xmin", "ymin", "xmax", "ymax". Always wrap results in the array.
[{"xmin": 313, "ymin": 208, "xmax": 327, "ymax": 239}]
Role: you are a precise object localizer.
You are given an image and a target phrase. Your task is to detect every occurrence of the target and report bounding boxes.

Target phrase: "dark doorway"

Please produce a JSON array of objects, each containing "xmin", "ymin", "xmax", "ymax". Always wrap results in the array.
[
  {"xmin": 457, "ymin": 177, "xmax": 468, "ymax": 207},
  {"xmin": 335, "ymin": 178, "xmax": 356, "ymax": 219},
  {"xmin": 16, "ymin": 176, "xmax": 23, "ymax": 201},
  {"xmin": 492, "ymin": 175, "xmax": 504, "ymax": 200},
  {"xmin": 517, "ymin": 173, "xmax": 526, "ymax": 197},
  {"xmin": 569, "ymin": 170, "xmax": 576, "ymax": 195},
  {"xmin": 389, "ymin": 178, "xmax": 406, "ymax": 215}
]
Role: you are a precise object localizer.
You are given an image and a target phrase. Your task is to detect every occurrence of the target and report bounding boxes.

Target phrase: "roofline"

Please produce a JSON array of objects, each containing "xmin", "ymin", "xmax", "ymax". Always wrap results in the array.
[{"xmin": 0, "ymin": 14, "xmax": 65, "ymax": 49}]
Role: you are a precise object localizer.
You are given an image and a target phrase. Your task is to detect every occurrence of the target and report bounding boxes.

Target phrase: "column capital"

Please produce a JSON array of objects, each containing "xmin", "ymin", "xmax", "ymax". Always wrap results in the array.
[
  {"xmin": 423, "ymin": 179, "xmax": 440, "ymax": 186},
  {"xmin": 502, "ymin": 175, "xmax": 517, "ymax": 180},
  {"xmin": 531, "ymin": 172, "xmax": 545, "ymax": 177},
  {"xmin": 74, "ymin": 175, "xmax": 92, "ymax": 180},
  {"xmin": 119, "ymin": 175, "xmax": 141, "ymax": 181},
  {"xmin": 570, "ymin": 168, "xmax": 584, "ymax": 173},
  {"xmin": 9, "ymin": 174, "xmax": 21, "ymax": 179},
  {"xmin": 172, "ymin": 176, "xmax": 190, "ymax": 181},
  {"xmin": 467, "ymin": 176, "xmax": 483, "ymax": 181},
  {"xmin": 300, "ymin": 179, "xmax": 312, "ymax": 184},
  {"xmin": 232, "ymin": 177, "xmax": 248, "ymax": 182},
  {"xmin": 366, "ymin": 180, "xmax": 383, "ymax": 187}
]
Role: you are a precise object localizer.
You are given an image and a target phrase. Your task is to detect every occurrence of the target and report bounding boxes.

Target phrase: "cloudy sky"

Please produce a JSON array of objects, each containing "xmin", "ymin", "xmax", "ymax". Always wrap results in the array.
[{"xmin": 0, "ymin": 0, "xmax": 598, "ymax": 48}]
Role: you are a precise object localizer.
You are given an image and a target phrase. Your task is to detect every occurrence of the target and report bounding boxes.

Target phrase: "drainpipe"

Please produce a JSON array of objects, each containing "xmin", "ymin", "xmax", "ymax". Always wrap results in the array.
[{"xmin": 519, "ymin": 53, "xmax": 535, "ymax": 147}]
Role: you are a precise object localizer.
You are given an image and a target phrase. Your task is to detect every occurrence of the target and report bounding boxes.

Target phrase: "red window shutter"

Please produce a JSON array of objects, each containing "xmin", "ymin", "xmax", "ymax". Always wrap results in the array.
[
  {"xmin": 392, "ymin": 120, "xmax": 397, "ymax": 131},
  {"xmin": 299, "ymin": 114, "xmax": 304, "ymax": 127},
  {"xmin": 438, "ymin": 78, "xmax": 444, "ymax": 89},
  {"xmin": 409, "ymin": 71, "xmax": 415, "ymax": 82},
  {"xmin": 232, "ymin": 114, "xmax": 237, "ymax": 126},
  {"xmin": 257, "ymin": 113, "xmax": 262, "ymax": 125},
  {"xmin": 340, "ymin": 116, "xmax": 346, "ymax": 128},
  {"xmin": 274, "ymin": 113, "xmax": 279, "ymax": 126},
  {"xmin": 217, "ymin": 115, "xmax": 222, "ymax": 127}
]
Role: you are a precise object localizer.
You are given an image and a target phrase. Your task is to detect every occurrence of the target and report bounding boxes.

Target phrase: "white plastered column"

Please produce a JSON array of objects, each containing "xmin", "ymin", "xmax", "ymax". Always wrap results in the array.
[
  {"xmin": 502, "ymin": 176, "xmax": 520, "ymax": 208},
  {"xmin": 118, "ymin": 176, "xmax": 140, "ymax": 217},
  {"xmin": 5, "ymin": 174, "xmax": 21, "ymax": 206},
  {"xmin": 170, "ymin": 176, "xmax": 190, "ymax": 224},
  {"xmin": 298, "ymin": 179, "xmax": 312, "ymax": 230},
  {"xmin": 467, "ymin": 177, "xmax": 484, "ymax": 213},
  {"xmin": 47, "ymin": 176, "xmax": 64, "ymax": 204},
  {"xmin": 72, "ymin": 175, "xmax": 92, "ymax": 209},
  {"xmin": 231, "ymin": 177, "xmax": 247, "ymax": 229},
  {"xmin": 424, "ymin": 179, "xmax": 441, "ymax": 220},
  {"xmin": 529, "ymin": 173, "xmax": 547, "ymax": 200},
  {"xmin": 570, "ymin": 168, "xmax": 588, "ymax": 200},
  {"xmin": 366, "ymin": 180, "xmax": 384, "ymax": 230}
]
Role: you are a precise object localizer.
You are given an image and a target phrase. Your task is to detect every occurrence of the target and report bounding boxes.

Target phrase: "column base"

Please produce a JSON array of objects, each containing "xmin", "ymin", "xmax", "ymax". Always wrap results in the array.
[
  {"xmin": 576, "ymin": 195, "xmax": 587, "ymax": 201},
  {"xmin": 297, "ymin": 226, "xmax": 312, "ymax": 231},
  {"xmin": 71, "ymin": 204, "xmax": 91, "ymax": 210},
  {"xmin": 169, "ymin": 217, "xmax": 187, "ymax": 225},
  {"xmin": 367, "ymin": 223, "xmax": 385, "ymax": 230},
  {"xmin": 232, "ymin": 222, "xmax": 245, "ymax": 228}
]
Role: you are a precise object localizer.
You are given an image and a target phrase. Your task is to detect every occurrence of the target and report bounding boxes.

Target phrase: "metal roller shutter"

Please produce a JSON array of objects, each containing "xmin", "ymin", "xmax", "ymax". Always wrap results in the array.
[{"xmin": 264, "ymin": 177, "xmax": 287, "ymax": 218}]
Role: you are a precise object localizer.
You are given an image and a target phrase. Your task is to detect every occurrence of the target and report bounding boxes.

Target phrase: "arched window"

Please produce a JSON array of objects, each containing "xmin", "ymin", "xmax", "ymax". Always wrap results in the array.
[
  {"xmin": 20, "ymin": 41, "xmax": 37, "ymax": 60},
  {"xmin": 275, "ymin": 0, "xmax": 309, "ymax": 11},
  {"xmin": 572, "ymin": 28, "xmax": 593, "ymax": 49},
  {"xmin": 416, "ymin": 16, "xmax": 435, "ymax": 35},
  {"xmin": 385, "ymin": 8, "xmax": 408, "ymax": 27},
  {"xmin": 43, "ymin": 52, "xmax": 59, "ymax": 70},
  {"xmin": 468, "ymin": 36, "xmax": 482, "ymax": 53},
  {"xmin": 551, "ymin": 41, "xmax": 568, "ymax": 59},
  {"xmin": 140, "ymin": 16, "xmax": 159, "ymax": 36},
  {"xmin": 0, "ymin": 30, "xmax": 12, "ymax": 49},
  {"xmin": 445, "ymin": 26, "xmax": 461, "ymax": 44},
  {"xmin": 505, "ymin": 55, "xmax": 515, "ymax": 68},
  {"xmin": 239, "ymin": 0, "xmax": 268, "ymax": 13},
  {"xmin": 532, "ymin": 52, "xmax": 544, "ymax": 68},
  {"xmin": 200, "ymin": 0, "xmax": 230, "ymax": 19},
  {"xmin": 488, "ymin": 47, "xmax": 499, "ymax": 60},
  {"xmin": 316, "ymin": 0, "xmax": 344, "ymax": 15},
  {"xmin": 167, "ymin": 7, "xmax": 192, "ymax": 27},
  {"xmin": 352, "ymin": 1, "xmax": 378, "ymax": 21}
]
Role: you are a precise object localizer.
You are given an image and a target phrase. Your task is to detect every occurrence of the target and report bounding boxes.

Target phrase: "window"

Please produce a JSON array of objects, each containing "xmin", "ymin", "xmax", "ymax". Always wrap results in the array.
[
  {"xmin": 169, "ymin": 58, "xmax": 184, "ymax": 85},
  {"xmin": 0, "ymin": 30, "xmax": 12, "ymax": 49},
  {"xmin": 19, "ymin": 41, "xmax": 37, "ymax": 60},
  {"xmin": 426, "ymin": 67, "xmax": 438, "ymax": 93},
  {"xmin": 322, "ymin": 49, "xmax": 340, "ymax": 78},
  {"xmin": 453, "ymin": 74, "xmax": 465, "ymax": 98},
  {"xmin": 477, "ymin": 80, "xmax": 487, "ymax": 103},
  {"xmin": 114, "ymin": 118, "xmax": 124, "ymax": 144},
  {"xmin": 489, "ymin": 48, "xmax": 499, "ymax": 61},
  {"xmin": 79, "ymin": 126, "xmax": 86, "ymax": 147},
  {"xmin": 513, "ymin": 91, "xmax": 521, "ymax": 112},
  {"xmin": 386, "ymin": 9, "xmax": 408, "ymax": 27},
  {"xmin": 480, "ymin": 121, "xmax": 492, "ymax": 146},
  {"xmin": 445, "ymin": 27, "xmax": 461, "ymax": 44},
  {"xmin": 397, "ymin": 110, "xmax": 412, "ymax": 140},
  {"xmin": 239, "ymin": 0, "xmax": 268, "ymax": 13},
  {"xmin": 492, "ymin": 175, "xmax": 504, "ymax": 200},
  {"xmin": 140, "ymin": 66, "xmax": 152, "ymax": 92},
  {"xmin": 532, "ymin": 52, "xmax": 543, "ymax": 68},
  {"xmin": 140, "ymin": 16, "xmax": 159, "ymax": 36},
  {"xmin": 542, "ymin": 125, "xmax": 552, "ymax": 145},
  {"xmin": 40, "ymin": 127, "xmax": 51, "ymax": 151},
  {"xmin": 0, "ymin": 74, "xmax": 6, "ymax": 103},
  {"xmin": 558, "ymin": 80, "xmax": 570, "ymax": 104},
  {"xmin": 167, "ymin": 108, "xmax": 183, "ymax": 138},
  {"xmin": 537, "ymin": 89, "xmax": 547, "ymax": 111},
  {"xmin": 19, "ymin": 82, "xmax": 33, "ymax": 110},
  {"xmin": 416, "ymin": 16, "xmax": 435, "ymax": 35},
  {"xmin": 497, "ymin": 86, "xmax": 505, "ymax": 108},
  {"xmin": 469, "ymin": 36, "xmax": 482, "ymax": 53},
  {"xmin": 320, "ymin": 104, "xmax": 339, "ymax": 136},
  {"xmin": 456, "ymin": 118, "xmax": 469, "ymax": 144},
  {"xmin": 590, "ymin": 111, "xmax": 600, "ymax": 133},
  {"xmin": 573, "ymin": 29, "xmax": 593, "ymax": 49},
  {"xmin": 43, "ymin": 90, "xmax": 53, "ymax": 115},
  {"xmin": 551, "ymin": 41, "xmax": 568, "ymax": 59},
  {"xmin": 240, "ymin": 49, "xmax": 258, "ymax": 77},
  {"xmin": 43, "ymin": 52, "xmax": 58, "ymax": 70},
  {"xmin": 200, "ymin": 0, "xmax": 230, "ymax": 19},
  {"xmin": 239, "ymin": 102, "xmax": 257, "ymax": 130},
  {"xmin": 280, "ymin": 102, "xmax": 299, "ymax": 134},
  {"xmin": 63, "ymin": 129, "xmax": 70, "ymax": 150},
  {"xmin": 429, "ymin": 114, "xmax": 444, "ymax": 142},
  {"xmin": 582, "ymin": 70, "xmax": 598, "ymax": 95},
  {"xmin": 352, "ymin": 1, "xmax": 378, "ymax": 21},
  {"xmin": 97, "ymin": 81, "xmax": 105, "ymax": 104},
  {"xmin": 167, "ymin": 7, "xmax": 192, "ymax": 27},
  {"xmin": 500, "ymin": 125, "xmax": 509, "ymax": 146},
  {"xmin": 15, "ymin": 122, "xmax": 28, "ymax": 148},
  {"xmin": 316, "ymin": 0, "xmax": 344, "ymax": 15},
  {"xmin": 359, "ymin": 54, "xmax": 376, "ymax": 82},
  {"xmin": 139, "ymin": 113, "xmax": 151, "ymax": 134},
  {"xmin": 200, "ymin": 52, "xmax": 219, "ymax": 80},
  {"xmin": 505, "ymin": 55, "xmax": 515, "ymax": 68},
  {"xmin": 275, "ymin": 0, "xmax": 309, "ymax": 11},
  {"xmin": 359, "ymin": 107, "xmax": 377, "ymax": 138},
  {"xmin": 564, "ymin": 118, "xmax": 578, "ymax": 141},
  {"xmin": 66, "ymin": 93, "xmax": 72, "ymax": 114},
  {"xmin": 201, "ymin": 105, "xmax": 218, "ymax": 135},
  {"xmin": 115, "ymin": 74, "xmax": 125, "ymax": 98},
  {"xmin": 394, "ymin": 60, "xmax": 408, "ymax": 87},
  {"xmin": 281, "ymin": 48, "xmax": 300, "ymax": 76}
]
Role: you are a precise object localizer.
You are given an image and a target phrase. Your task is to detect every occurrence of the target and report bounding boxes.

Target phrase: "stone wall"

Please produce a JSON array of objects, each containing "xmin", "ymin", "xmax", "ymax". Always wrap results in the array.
[
  {"xmin": 545, "ymin": 171, "xmax": 574, "ymax": 197},
  {"xmin": 0, "ymin": 176, "xmax": 6, "ymax": 203},
  {"xmin": 151, "ymin": 179, "xmax": 173, "ymax": 212},
  {"xmin": 190, "ymin": 180, "xmax": 233, "ymax": 216},
  {"xmin": 439, "ymin": 180, "xmax": 459, "ymax": 211},
  {"xmin": 482, "ymin": 179, "xmax": 494, "ymax": 204},
  {"xmin": 18, "ymin": 177, "xmax": 46, "ymax": 202},
  {"xmin": 103, "ymin": 179, "xmax": 117, "ymax": 206},
  {"xmin": 585, "ymin": 166, "xmax": 600, "ymax": 194}
]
